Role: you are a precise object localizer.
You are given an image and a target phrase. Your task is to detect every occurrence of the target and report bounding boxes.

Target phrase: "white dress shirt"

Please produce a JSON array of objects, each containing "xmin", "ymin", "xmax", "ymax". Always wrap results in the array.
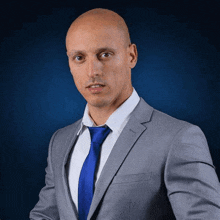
[{"xmin": 68, "ymin": 88, "xmax": 140, "ymax": 210}]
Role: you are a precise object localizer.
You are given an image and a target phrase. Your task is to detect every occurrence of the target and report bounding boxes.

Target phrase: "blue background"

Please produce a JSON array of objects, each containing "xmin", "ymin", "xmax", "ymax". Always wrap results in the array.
[{"xmin": 1, "ymin": 1, "xmax": 220, "ymax": 219}]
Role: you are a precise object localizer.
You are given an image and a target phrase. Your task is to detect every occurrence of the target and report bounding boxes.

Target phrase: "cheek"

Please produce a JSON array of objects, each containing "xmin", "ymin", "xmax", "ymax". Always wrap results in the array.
[
  {"xmin": 107, "ymin": 63, "xmax": 127, "ymax": 84},
  {"xmin": 105, "ymin": 58, "xmax": 127, "ymax": 82},
  {"xmin": 105, "ymin": 71, "xmax": 125, "ymax": 95},
  {"xmin": 70, "ymin": 66, "xmax": 85, "ymax": 87},
  {"xmin": 71, "ymin": 73, "xmax": 84, "ymax": 91}
]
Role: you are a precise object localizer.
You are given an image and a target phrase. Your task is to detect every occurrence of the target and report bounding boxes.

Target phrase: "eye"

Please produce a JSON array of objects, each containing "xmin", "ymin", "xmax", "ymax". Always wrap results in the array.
[
  {"xmin": 100, "ymin": 52, "xmax": 112, "ymax": 59},
  {"xmin": 75, "ymin": 55, "xmax": 84, "ymax": 61}
]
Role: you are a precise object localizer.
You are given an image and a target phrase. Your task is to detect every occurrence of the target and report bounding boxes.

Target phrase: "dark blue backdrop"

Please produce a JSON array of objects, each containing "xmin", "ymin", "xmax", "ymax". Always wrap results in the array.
[{"xmin": 1, "ymin": 1, "xmax": 220, "ymax": 219}]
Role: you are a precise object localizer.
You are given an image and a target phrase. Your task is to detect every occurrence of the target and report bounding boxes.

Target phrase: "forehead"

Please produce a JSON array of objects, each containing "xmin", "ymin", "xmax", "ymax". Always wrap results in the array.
[{"xmin": 66, "ymin": 23, "xmax": 125, "ymax": 52}]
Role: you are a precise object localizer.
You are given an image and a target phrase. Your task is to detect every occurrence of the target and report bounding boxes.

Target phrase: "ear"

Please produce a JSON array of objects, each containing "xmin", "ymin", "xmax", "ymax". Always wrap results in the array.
[{"xmin": 128, "ymin": 43, "xmax": 138, "ymax": 69}]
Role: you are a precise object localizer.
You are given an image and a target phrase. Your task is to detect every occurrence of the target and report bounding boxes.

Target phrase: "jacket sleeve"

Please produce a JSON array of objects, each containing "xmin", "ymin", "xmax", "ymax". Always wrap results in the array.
[
  {"xmin": 165, "ymin": 124, "xmax": 220, "ymax": 219},
  {"xmin": 29, "ymin": 130, "xmax": 60, "ymax": 220}
]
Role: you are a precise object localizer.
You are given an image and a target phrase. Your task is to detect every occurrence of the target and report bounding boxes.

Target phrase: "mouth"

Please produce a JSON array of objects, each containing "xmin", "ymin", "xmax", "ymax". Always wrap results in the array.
[
  {"xmin": 86, "ymin": 83, "xmax": 105, "ymax": 88},
  {"xmin": 87, "ymin": 83, "xmax": 105, "ymax": 93}
]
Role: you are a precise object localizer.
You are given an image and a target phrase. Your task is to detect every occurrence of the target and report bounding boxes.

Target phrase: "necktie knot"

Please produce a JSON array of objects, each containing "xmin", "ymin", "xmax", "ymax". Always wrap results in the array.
[{"xmin": 88, "ymin": 126, "xmax": 111, "ymax": 145}]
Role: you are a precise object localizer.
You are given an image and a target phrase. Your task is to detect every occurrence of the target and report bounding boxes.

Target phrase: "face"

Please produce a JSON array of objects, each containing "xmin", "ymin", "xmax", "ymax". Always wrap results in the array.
[{"xmin": 66, "ymin": 21, "xmax": 137, "ymax": 110}]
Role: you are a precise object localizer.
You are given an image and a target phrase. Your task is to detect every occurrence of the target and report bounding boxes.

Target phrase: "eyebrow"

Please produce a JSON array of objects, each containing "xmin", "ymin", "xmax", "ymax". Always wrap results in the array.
[{"xmin": 67, "ymin": 47, "xmax": 116, "ymax": 56}]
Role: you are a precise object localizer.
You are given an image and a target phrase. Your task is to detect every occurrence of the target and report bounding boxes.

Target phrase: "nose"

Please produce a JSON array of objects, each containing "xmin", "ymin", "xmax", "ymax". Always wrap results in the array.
[{"xmin": 87, "ymin": 56, "xmax": 102, "ymax": 78}]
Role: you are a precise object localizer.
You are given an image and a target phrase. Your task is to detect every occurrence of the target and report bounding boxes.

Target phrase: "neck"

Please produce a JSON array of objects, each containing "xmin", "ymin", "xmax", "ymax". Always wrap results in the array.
[
  {"xmin": 88, "ymin": 89, "xmax": 133, "ymax": 126},
  {"xmin": 89, "ymin": 107, "xmax": 115, "ymax": 126}
]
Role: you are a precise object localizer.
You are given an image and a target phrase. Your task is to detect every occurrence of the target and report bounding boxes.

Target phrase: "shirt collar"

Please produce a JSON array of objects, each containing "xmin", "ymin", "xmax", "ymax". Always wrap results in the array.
[{"xmin": 77, "ymin": 88, "xmax": 140, "ymax": 135}]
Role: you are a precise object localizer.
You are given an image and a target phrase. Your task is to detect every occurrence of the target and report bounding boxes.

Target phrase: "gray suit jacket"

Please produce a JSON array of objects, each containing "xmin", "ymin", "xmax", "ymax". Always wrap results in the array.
[{"xmin": 30, "ymin": 98, "xmax": 220, "ymax": 220}]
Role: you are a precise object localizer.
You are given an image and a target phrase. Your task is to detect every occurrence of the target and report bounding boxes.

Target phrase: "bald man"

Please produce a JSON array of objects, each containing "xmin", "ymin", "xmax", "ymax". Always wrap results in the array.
[{"xmin": 30, "ymin": 8, "xmax": 220, "ymax": 220}]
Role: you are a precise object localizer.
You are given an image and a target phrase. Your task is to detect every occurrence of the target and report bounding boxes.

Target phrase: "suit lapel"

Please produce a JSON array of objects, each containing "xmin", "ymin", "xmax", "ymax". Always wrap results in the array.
[{"xmin": 88, "ymin": 98, "xmax": 154, "ymax": 220}]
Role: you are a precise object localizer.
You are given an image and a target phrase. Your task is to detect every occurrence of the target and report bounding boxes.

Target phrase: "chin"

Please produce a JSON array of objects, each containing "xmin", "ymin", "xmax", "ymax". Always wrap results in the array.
[{"xmin": 88, "ymin": 99, "xmax": 110, "ymax": 108}]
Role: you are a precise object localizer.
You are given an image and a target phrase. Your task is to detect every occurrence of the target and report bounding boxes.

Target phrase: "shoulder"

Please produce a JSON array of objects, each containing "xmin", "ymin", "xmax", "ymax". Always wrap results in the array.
[
  {"xmin": 46, "ymin": 118, "xmax": 82, "ymax": 163},
  {"xmin": 151, "ymin": 108, "xmax": 191, "ymax": 130},
  {"xmin": 138, "ymin": 101, "xmax": 212, "ymax": 163},
  {"xmin": 151, "ymin": 108, "xmax": 206, "ymax": 142},
  {"xmin": 50, "ymin": 118, "xmax": 82, "ymax": 145},
  {"xmin": 136, "ymin": 98, "xmax": 207, "ymax": 145},
  {"xmin": 136, "ymin": 98, "xmax": 194, "ymax": 135}
]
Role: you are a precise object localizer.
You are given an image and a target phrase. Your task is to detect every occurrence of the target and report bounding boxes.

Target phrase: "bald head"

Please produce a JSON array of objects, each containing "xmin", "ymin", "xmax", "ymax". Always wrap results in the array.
[{"xmin": 66, "ymin": 8, "xmax": 131, "ymax": 49}]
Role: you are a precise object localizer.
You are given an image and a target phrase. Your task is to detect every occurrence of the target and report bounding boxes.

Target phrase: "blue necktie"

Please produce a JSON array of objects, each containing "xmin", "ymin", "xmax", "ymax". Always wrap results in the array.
[{"xmin": 78, "ymin": 126, "xmax": 111, "ymax": 220}]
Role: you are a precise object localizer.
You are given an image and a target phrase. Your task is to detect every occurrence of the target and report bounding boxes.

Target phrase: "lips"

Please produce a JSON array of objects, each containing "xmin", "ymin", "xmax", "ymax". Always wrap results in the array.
[
  {"xmin": 86, "ymin": 83, "xmax": 105, "ymax": 88},
  {"xmin": 87, "ymin": 84, "xmax": 105, "ymax": 93},
  {"xmin": 89, "ymin": 84, "xmax": 103, "ymax": 88}
]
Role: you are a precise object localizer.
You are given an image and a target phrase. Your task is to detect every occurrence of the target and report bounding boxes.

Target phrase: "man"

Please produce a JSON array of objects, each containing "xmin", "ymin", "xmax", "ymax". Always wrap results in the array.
[{"xmin": 30, "ymin": 8, "xmax": 220, "ymax": 220}]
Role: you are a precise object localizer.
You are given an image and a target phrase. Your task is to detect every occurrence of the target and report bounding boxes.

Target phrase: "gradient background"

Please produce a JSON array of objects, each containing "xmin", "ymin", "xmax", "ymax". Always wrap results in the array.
[{"xmin": 1, "ymin": 1, "xmax": 220, "ymax": 219}]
